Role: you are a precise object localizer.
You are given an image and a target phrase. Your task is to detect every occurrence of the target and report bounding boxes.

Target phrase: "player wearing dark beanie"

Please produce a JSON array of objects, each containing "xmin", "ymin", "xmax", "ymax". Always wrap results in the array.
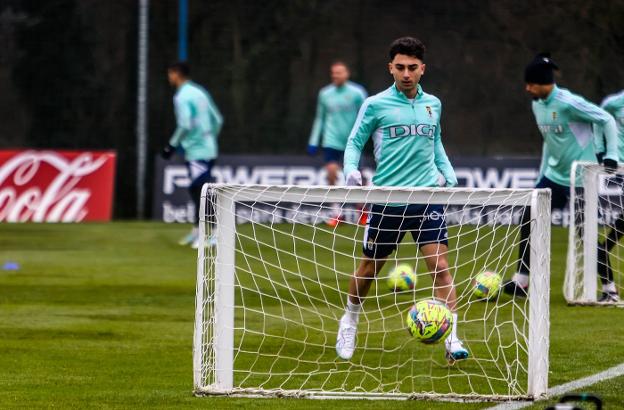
[
  {"xmin": 524, "ymin": 53, "xmax": 558, "ymax": 85},
  {"xmin": 504, "ymin": 52, "xmax": 620, "ymax": 299}
]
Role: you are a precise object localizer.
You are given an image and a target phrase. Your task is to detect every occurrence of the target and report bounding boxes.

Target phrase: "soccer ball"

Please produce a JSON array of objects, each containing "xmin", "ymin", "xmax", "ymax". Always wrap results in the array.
[
  {"xmin": 386, "ymin": 263, "xmax": 417, "ymax": 292},
  {"xmin": 406, "ymin": 299, "xmax": 453, "ymax": 344},
  {"xmin": 472, "ymin": 271, "xmax": 502, "ymax": 300}
]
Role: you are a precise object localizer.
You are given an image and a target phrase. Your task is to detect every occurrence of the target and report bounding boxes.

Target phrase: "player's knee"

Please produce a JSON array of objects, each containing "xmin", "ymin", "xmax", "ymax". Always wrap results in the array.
[
  {"xmin": 426, "ymin": 257, "xmax": 449, "ymax": 275},
  {"xmin": 433, "ymin": 270, "xmax": 453, "ymax": 287}
]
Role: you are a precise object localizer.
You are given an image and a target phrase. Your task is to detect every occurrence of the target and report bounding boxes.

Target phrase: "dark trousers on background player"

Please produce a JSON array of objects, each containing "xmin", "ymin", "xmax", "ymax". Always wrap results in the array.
[
  {"xmin": 180, "ymin": 159, "xmax": 215, "ymax": 249},
  {"xmin": 595, "ymin": 175, "xmax": 624, "ymax": 302}
]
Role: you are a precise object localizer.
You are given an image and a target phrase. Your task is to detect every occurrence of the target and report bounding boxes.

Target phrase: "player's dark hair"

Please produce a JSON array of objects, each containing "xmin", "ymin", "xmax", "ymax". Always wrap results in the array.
[
  {"xmin": 168, "ymin": 61, "xmax": 190, "ymax": 77},
  {"xmin": 389, "ymin": 37, "xmax": 426, "ymax": 61},
  {"xmin": 330, "ymin": 60, "xmax": 349, "ymax": 70}
]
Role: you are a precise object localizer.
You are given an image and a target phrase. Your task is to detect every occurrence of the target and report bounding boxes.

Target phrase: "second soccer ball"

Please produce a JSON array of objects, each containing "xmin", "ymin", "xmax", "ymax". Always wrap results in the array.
[
  {"xmin": 472, "ymin": 270, "xmax": 502, "ymax": 300},
  {"xmin": 386, "ymin": 263, "xmax": 417, "ymax": 292}
]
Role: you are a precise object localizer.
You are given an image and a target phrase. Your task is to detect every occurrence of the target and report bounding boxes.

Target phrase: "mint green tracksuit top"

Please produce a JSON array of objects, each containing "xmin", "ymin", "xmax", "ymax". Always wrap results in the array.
[
  {"xmin": 308, "ymin": 81, "xmax": 368, "ymax": 151},
  {"xmin": 169, "ymin": 81, "xmax": 223, "ymax": 161},
  {"xmin": 532, "ymin": 85, "xmax": 618, "ymax": 186},
  {"xmin": 344, "ymin": 83, "xmax": 457, "ymax": 188},
  {"xmin": 601, "ymin": 90, "xmax": 624, "ymax": 161}
]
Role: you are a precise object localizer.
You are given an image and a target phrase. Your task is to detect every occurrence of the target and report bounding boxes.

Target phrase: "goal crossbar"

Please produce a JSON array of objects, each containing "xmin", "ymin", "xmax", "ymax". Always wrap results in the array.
[{"xmin": 214, "ymin": 184, "xmax": 540, "ymax": 206}]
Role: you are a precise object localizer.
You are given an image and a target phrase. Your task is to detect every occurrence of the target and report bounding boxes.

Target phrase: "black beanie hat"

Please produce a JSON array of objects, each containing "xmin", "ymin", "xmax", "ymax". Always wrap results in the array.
[{"xmin": 524, "ymin": 52, "xmax": 559, "ymax": 84}]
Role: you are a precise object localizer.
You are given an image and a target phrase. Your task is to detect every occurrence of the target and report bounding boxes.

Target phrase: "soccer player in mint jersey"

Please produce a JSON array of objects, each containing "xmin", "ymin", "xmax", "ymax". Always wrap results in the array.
[
  {"xmin": 161, "ymin": 62, "xmax": 223, "ymax": 249},
  {"xmin": 307, "ymin": 61, "xmax": 368, "ymax": 226},
  {"xmin": 596, "ymin": 90, "xmax": 624, "ymax": 302},
  {"xmin": 503, "ymin": 54, "xmax": 619, "ymax": 297},
  {"xmin": 335, "ymin": 37, "xmax": 468, "ymax": 363}
]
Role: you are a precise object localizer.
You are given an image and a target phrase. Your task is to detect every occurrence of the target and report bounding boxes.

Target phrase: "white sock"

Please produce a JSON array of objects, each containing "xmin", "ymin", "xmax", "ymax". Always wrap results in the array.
[
  {"xmin": 603, "ymin": 281, "xmax": 617, "ymax": 293},
  {"xmin": 449, "ymin": 313, "xmax": 459, "ymax": 343},
  {"xmin": 191, "ymin": 227, "xmax": 199, "ymax": 235},
  {"xmin": 512, "ymin": 272, "xmax": 529, "ymax": 287},
  {"xmin": 345, "ymin": 300, "xmax": 362, "ymax": 324}
]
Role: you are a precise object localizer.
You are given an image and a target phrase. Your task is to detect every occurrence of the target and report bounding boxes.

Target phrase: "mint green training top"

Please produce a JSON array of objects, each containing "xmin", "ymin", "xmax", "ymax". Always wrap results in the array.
[
  {"xmin": 601, "ymin": 90, "xmax": 624, "ymax": 161},
  {"xmin": 344, "ymin": 83, "xmax": 457, "ymax": 188},
  {"xmin": 308, "ymin": 81, "xmax": 367, "ymax": 151},
  {"xmin": 532, "ymin": 85, "xmax": 618, "ymax": 186},
  {"xmin": 169, "ymin": 81, "xmax": 223, "ymax": 161}
]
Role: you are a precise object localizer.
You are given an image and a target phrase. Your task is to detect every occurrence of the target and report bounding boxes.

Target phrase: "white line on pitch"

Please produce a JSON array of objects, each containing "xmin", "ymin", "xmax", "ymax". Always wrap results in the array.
[{"xmin": 488, "ymin": 362, "xmax": 624, "ymax": 410}]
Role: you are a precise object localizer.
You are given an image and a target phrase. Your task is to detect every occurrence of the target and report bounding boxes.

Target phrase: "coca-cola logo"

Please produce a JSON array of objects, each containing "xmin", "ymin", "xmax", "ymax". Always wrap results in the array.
[{"xmin": 0, "ymin": 150, "xmax": 116, "ymax": 222}]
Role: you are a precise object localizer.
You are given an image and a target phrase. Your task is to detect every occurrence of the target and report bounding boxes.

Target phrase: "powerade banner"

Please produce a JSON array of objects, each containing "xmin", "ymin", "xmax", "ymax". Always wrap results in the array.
[
  {"xmin": 0, "ymin": 150, "xmax": 116, "ymax": 222},
  {"xmin": 153, "ymin": 155, "xmax": 544, "ymax": 224}
]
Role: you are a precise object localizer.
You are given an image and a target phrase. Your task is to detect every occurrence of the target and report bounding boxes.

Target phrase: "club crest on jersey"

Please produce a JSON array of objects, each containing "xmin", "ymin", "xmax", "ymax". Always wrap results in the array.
[
  {"xmin": 389, "ymin": 124, "xmax": 436, "ymax": 139},
  {"xmin": 552, "ymin": 111, "xmax": 557, "ymax": 121},
  {"xmin": 426, "ymin": 106, "xmax": 432, "ymax": 118}
]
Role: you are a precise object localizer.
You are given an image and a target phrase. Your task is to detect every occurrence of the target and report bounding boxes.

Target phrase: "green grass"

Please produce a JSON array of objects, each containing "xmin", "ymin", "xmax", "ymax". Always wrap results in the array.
[{"xmin": 0, "ymin": 222, "xmax": 623, "ymax": 409}]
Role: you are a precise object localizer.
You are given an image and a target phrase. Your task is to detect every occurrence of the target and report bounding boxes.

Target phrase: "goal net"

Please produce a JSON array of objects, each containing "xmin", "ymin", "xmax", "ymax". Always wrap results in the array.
[
  {"xmin": 194, "ymin": 184, "xmax": 551, "ymax": 401},
  {"xmin": 565, "ymin": 161, "xmax": 624, "ymax": 306}
]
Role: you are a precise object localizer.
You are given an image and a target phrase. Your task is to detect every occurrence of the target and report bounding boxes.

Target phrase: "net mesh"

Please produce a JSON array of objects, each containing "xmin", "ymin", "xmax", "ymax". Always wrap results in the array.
[
  {"xmin": 565, "ymin": 162, "xmax": 624, "ymax": 306},
  {"xmin": 195, "ymin": 185, "xmax": 549, "ymax": 400}
]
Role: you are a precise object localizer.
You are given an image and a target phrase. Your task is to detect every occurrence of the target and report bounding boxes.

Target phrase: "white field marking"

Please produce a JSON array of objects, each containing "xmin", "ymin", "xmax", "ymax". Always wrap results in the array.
[{"xmin": 488, "ymin": 362, "xmax": 624, "ymax": 410}]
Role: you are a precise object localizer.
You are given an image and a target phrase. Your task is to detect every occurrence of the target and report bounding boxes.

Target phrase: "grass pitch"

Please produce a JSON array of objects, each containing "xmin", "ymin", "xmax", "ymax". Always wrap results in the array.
[{"xmin": 0, "ymin": 222, "xmax": 623, "ymax": 409}]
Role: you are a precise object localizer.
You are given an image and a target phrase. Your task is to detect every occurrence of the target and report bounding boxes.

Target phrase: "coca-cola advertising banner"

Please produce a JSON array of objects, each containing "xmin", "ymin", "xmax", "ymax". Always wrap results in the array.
[{"xmin": 0, "ymin": 150, "xmax": 116, "ymax": 222}]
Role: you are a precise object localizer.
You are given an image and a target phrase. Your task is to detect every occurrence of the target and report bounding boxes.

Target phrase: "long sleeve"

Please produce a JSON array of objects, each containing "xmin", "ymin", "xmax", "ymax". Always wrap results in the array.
[
  {"xmin": 206, "ymin": 92, "xmax": 223, "ymax": 137},
  {"xmin": 308, "ymin": 93, "xmax": 325, "ymax": 147},
  {"xmin": 343, "ymin": 100, "xmax": 375, "ymax": 176},
  {"xmin": 567, "ymin": 97, "xmax": 618, "ymax": 161},
  {"xmin": 169, "ymin": 97, "xmax": 192, "ymax": 147},
  {"xmin": 169, "ymin": 127, "xmax": 186, "ymax": 147},
  {"xmin": 433, "ymin": 121, "xmax": 457, "ymax": 187}
]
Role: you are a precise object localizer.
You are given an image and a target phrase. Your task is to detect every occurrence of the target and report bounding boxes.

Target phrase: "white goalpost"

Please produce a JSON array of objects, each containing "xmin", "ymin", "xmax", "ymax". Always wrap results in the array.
[
  {"xmin": 565, "ymin": 161, "xmax": 624, "ymax": 306},
  {"xmin": 194, "ymin": 184, "xmax": 551, "ymax": 401}
]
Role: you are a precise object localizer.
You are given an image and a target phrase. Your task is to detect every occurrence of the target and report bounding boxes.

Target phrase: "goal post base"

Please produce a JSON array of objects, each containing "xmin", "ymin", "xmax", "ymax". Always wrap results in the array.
[
  {"xmin": 565, "ymin": 301, "xmax": 624, "ymax": 308},
  {"xmin": 193, "ymin": 387, "xmax": 536, "ymax": 402}
]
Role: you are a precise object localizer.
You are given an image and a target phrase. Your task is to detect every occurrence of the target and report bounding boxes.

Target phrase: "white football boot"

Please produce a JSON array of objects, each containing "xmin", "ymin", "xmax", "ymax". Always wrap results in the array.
[
  {"xmin": 178, "ymin": 227, "xmax": 198, "ymax": 246},
  {"xmin": 445, "ymin": 337, "xmax": 469, "ymax": 364},
  {"xmin": 336, "ymin": 314, "xmax": 358, "ymax": 360}
]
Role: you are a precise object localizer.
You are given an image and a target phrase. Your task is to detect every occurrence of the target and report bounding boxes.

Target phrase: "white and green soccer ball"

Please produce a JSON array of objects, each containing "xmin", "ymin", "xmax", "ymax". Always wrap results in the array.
[
  {"xmin": 386, "ymin": 263, "xmax": 417, "ymax": 292},
  {"xmin": 472, "ymin": 270, "xmax": 502, "ymax": 300},
  {"xmin": 406, "ymin": 299, "xmax": 453, "ymax": 344}
]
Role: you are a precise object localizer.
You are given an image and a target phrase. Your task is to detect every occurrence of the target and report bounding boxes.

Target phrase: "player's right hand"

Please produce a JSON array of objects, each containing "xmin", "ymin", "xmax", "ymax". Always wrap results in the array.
[
  {"xmin": 603, "ymin": 158, "xmax": 618, "ymax": 174},
  {"xmin": 346, "ymin": 170, "xmax": 362, "ymax": 186},
  {"xmin": 161, "ymin": 144, "xmax": 175, "ymax": 160},
  {"xmin": 307, "ymin": 145, "xmax": 318, "ymax": 156}
]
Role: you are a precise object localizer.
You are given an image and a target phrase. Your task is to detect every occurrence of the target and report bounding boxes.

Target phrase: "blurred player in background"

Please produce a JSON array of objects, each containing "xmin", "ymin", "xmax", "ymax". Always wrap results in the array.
[
  {"xmin": 596, "ymin": 90, "xmax": 624, "ymax": 302},
  {"xmin": 504, "ymin": 53, "xmax": 619, "ymax": 298},
  {"xmin": 161, "ymin": 61, "xmax": 223, "ymax": 249},
  {"xmin": 307, "ymin": 61, "xmax": 368, "ymax": 226},
  {"xmin": 335, "ymin": 37, "xmax": 467, "ymax": 363}
]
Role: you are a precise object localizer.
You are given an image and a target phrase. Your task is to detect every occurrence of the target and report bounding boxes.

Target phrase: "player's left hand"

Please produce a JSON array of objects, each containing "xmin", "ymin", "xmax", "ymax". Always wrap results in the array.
[
  {"xmin": 603, "ymin": 158, "xmax": 618, "ymax": 174},
  {"xmin": 346, "ymin": 170, "xmax": 362, "ymax": 186},
  {"xmin": 444, "ymin": 174, "xmax": 458, "ymax": 187},
  {"xmin": 161, "ymin": 144, "xmax": 175, "ymax": 160}
]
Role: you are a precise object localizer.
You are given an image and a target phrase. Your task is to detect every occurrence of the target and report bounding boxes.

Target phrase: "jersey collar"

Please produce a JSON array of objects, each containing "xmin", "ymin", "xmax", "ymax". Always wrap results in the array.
[
  {"xmin": 175, "ymin": 80, "xmax": 192, "ymax": 96},
  {"xmin": 538, "ymin": 84, "xmax": 559, "ymax": 105},
  {"xmin": 392, "ymin": 83, "xmax": 423, "ymax": 101}
]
